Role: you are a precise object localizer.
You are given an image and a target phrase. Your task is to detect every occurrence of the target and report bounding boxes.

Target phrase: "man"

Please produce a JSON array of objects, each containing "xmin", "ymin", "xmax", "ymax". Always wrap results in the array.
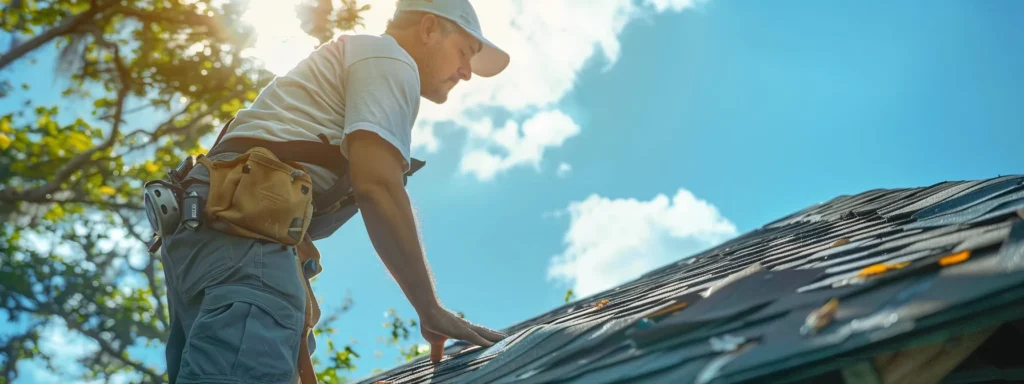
[{"xmin": 158, "ymin": 1, "xmax": 509, "ymax": 382}]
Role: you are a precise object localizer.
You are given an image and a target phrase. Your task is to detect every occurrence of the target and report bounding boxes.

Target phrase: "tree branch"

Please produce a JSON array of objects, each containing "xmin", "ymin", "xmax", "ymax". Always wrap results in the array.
[
  {"xmin": 0, "ymin": 30, "xmax": 131, "ymax": 204},
  {"xmin": 44, "ymin": 303, "xmax": 165, "ymax": 383},
  {"xmin": 99, "ymin": 103, "xmax": 153, "ymax": 120},
  {"xmin": 0, "ymin": 8, "xmax": 99, "ymax": 71},
  {"xmin": 112, "ymin": 7, "xmax": 226, "ymax": 38},
  {"xmin": 144, "ymin": 252, "xmax": 169, "ymax": 331},
  {"xmin": 113, "ymin": 210, "xmax": 169, "ymax": 330},
  {"xmin": 94, "ymin": 341, "xmax": 165, "ymax": 383},
  {"xmin": 118, "ymin": 90, "xmax": 244, "ymax": 155},
  {"xmin": 118, "ymin": 106, "xmax": 194, "ymax": 150},
  {"xmin": 54, "ymin": 195, "xmax": 143, "ymax": 211},
  {"xmin": 0, "ymin": 325, "xmax": 43, "ymax": 383}
]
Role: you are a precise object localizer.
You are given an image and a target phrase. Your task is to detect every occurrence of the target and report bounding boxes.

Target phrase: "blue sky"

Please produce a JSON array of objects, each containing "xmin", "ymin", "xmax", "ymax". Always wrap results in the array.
[{"xmin": 4, "ymin": 0, "xmax": 1024, "ymax": 382}]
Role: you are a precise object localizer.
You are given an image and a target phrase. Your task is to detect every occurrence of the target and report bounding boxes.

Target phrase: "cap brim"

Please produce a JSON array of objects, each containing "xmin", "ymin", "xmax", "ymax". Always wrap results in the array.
[
  {"xmin": 467, "ymin": 33, "xmax": 509, "ymax": 78},
  {"xmin": 450, "ymin": 23, "xmax": 508, "ymax": 78}
]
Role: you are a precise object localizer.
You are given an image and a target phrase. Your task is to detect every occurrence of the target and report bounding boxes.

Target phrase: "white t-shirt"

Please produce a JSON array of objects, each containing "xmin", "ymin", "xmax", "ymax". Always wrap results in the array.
[{"xmin": 220, "ymin": 33, "xmax": 420, "ymax": 193}]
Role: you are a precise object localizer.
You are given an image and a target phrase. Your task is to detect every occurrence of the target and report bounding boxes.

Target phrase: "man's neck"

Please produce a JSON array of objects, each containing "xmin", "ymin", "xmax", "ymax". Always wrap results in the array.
[{"xmin": 385, "ymin": 31, "xmax": 420, "ymax": 60}]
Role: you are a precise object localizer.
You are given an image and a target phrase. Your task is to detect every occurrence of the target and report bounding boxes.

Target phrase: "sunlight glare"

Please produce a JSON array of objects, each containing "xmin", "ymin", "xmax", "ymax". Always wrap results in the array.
[
  {"xmin": 240, "ymin": 0, "xmax": 321, "ymax": 75},
  {"xmin": 239, "ymin": 0, "xmax": 397, "ymax": 76},
  {"xmin": 349, "ymin": 0, "xmax": 396, "ymax": 35}
]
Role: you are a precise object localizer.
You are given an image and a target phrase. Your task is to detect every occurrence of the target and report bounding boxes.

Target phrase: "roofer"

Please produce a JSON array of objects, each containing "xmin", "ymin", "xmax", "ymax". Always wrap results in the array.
[{"xmin": 142, "ymin": 1, "xmax": 510, "ymax": 382}]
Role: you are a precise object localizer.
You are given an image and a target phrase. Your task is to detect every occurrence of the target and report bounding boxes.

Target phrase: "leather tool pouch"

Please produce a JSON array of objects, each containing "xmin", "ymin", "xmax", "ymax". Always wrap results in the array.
[{"xmin": 195, "ymin": 147, "xmax": 314, "ymax": 245}]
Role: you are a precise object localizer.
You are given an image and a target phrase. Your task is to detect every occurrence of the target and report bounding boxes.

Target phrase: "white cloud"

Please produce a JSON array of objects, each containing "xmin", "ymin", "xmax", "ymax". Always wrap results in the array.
[
  {"xmin": 557, "ymin": 163, "xmax": 573, "ymax": 178},
  {"xmin": 547, "ymin": 189, "xmax": 737, "ymax": 298},
  {"xmin": 359, "ymin": 0, "xmax": 705, "ymax": 180},
  {"xmin": 458, "ymin": 110, "xmax": 580, "ymax": 181},
  {"xmin": 644, "ymin": 0, "xmax": 701, "ymax": 12},
  {"xmin": 237, "ymin": 0, "xmax": 705, "ymax": 181}
]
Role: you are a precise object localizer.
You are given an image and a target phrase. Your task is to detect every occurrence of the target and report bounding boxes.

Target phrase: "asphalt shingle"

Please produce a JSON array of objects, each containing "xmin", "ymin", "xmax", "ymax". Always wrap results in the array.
[{"xmin": 356, "ymin": 175, "xmax": 1024, "ymax": 384}]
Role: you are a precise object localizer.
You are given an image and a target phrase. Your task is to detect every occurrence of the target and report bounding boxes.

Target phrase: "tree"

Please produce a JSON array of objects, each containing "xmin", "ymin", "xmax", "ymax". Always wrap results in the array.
[
  {"xmin": 0, "ymin": 0, "xmax": 376, "ymax": 382},
  {"xmin": 379, "ymin": 307, "xmax": 429, "ymax": 363},
  {"xmin": 373, "ymin": 307, "xmax": 472, "ymax": 365}
]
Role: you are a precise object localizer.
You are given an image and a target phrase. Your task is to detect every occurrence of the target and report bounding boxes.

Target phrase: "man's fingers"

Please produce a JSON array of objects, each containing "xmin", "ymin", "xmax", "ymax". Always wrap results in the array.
[
  {"xmin": 429, "ymin": 339, "xmax": 445, "ymax": 363},
  {"xmin": 422, "ymin": 311, "xmax": 505, "ymax": 360},
  {"xmin": 469, "ymin": 324, "xmax": 506, "ymax": 343},
  {"xmin": 454, "ymin": 326, "xmax": 495, "ymax": 348},
  {"xmin": 452, "ymin": 316, "xmax": 506, "ymax": 343},
  {"xmin": 424, "ymin": 326, "xmax": 491, "ymax": 363}
]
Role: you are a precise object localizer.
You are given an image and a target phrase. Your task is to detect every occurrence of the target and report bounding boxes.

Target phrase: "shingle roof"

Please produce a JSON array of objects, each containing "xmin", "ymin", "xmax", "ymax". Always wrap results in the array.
[{"xmin": 356, "ymin": 175, "xmax": 1024, "ymax": 384}]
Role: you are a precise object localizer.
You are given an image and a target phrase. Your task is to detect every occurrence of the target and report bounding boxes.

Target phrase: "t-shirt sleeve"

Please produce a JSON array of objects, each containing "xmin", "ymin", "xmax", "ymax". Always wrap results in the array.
[{"xmin": 341, "ymin": 56, "xmax": 419, "ymax": 173}]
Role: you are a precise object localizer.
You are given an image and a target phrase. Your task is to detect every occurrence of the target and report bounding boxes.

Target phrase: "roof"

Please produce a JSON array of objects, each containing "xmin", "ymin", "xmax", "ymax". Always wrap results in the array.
[{"xmin": 356, "ymin": 175, "xmax": 1024, "ymax": 384}]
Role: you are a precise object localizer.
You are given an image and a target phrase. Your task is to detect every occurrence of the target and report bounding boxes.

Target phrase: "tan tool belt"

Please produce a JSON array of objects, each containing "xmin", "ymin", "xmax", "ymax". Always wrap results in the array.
[{"xmin": 195, "ymin": 147, "xmax": 315, "ymax": 246}]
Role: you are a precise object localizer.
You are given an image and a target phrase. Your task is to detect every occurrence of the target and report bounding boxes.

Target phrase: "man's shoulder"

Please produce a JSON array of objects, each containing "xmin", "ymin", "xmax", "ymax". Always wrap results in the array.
[{"xmin": 337, "ymin": 33, "xmax": 417, "ymax": 71}]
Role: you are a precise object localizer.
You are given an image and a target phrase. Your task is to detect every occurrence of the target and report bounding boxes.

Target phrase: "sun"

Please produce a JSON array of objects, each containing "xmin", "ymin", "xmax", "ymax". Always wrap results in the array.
[
  {"xmin": 239, "ymin": 0, "xmax": 397, "ymax": 76},
  {"xmin": 239, "ymin": 0, "xmax": 321, "ymax": 75}
]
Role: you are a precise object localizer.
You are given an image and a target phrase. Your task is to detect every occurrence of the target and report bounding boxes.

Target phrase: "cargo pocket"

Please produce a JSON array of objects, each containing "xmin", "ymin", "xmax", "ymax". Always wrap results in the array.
[
  {"xmin": 256, "ymin": 241, "xmax": 307, "ymax": 309},
  {"xmin": 164, "ymin": 225, "xmax": 240, "ymax": 303},
  {"xmin": 178, "ymin": 285, "xmax": 302, "ymax": 384}
]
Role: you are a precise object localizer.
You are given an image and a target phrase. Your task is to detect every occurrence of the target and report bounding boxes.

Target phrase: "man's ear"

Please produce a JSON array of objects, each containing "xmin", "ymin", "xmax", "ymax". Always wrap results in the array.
[{"xmin": 418, "ymin": 13, "xmax": 441, "ymax": 44}]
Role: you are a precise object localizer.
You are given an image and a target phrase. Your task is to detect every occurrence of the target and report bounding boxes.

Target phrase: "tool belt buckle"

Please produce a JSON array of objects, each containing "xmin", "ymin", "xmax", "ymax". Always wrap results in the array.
[{"xmin": 168, "ymin": 155, "xmax": 195, "ymax": 185}]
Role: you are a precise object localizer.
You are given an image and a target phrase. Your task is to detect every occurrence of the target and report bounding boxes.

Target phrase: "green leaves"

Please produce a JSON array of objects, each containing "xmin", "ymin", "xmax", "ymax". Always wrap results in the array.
[
  {"xmin": 383, "ymin": 307, "xmax": 413, "ymax": 343},
  {"xmin": 219, "ymin": 97, "xmax": 242, "ymax": 114},
  {"xmin": 1, "ymin": 0, "xmax": 374, "ymax": 381},
  {"xmin": 379, "ymin": 308, "xmax": 446, "ymax": 362},
  {"xmin": 311, "ymin": 293, "xmax": 358, "ymax": 383},
  {"xmin": 315, "ymin": 340, "xmax": 360, "ymax": 383},
  {"xmin": 296, "ymin": 0, "xmax": 372, "ymax": 45}
]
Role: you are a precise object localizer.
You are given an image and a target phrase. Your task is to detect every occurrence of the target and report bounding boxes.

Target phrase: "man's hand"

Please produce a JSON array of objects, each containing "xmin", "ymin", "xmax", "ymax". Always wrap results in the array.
[{"xmin": 419, "ymin": 306, "xmax": 506, "ymax": 363}]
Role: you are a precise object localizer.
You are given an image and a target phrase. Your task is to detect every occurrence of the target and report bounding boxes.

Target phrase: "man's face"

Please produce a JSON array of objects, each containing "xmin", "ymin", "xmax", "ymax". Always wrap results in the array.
[{"xmin": 417, "ymin": 18, "xmax": 482, "ymax": 104}]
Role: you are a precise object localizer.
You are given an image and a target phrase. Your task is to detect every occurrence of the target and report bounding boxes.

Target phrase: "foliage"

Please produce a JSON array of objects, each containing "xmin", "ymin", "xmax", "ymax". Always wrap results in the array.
[
  {"xmin": 312, "ymin": 292, "xmax": 358, "ymax": 384},
  {"xmin": 380, "ymin": 308, "xmax": 429, "ymax": 363},
  {"xmin": 378, "ymin": 307, "xmax": 467, "ymax": 363},
  {"xmin": 0, "ymin": 0, "xmax": 374, "ymax": 382},
  {"xmin": 295, "ymin": 0, "xmax": 371, "ymax": 45},
  {"xmin": 564, "ymin": 289, "xmax": 574, "ymax": 303}
]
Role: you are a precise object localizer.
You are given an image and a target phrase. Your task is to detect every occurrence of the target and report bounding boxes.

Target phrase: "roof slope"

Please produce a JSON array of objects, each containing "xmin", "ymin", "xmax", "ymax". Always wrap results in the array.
[{"xmin": 357, "ymin": 175, "xmax": 1024, "ymax": 384}]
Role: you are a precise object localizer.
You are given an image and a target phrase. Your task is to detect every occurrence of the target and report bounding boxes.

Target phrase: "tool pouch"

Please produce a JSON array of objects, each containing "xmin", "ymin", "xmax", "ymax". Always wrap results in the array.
[{"xmin": 195, "ymin": 147, "xmax": 314, "ymax": 245}]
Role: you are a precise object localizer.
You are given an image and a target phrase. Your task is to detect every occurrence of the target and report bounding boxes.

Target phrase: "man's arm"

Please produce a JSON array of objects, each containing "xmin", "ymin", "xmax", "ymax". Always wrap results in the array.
[
  {"xmin": 345, "ymin": 129, "xmax": 438, "ymax": 312},
  {"xmin": 345, "ymin": 130, "xmax": 505, "ymax": 361},
  {"xmin": 340, "ymin": 55, "xmax": 505, "ymax": 362}
]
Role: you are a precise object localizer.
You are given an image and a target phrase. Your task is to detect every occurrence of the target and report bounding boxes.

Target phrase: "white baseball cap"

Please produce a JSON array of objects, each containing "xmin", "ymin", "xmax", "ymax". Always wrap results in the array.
[{"xmin": 394, "ymin": 0, "xmax": 510, "ymax": 77}]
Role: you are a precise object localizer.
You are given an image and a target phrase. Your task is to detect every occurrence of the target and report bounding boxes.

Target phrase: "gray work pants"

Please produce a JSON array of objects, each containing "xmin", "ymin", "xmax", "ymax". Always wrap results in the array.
[{"xmin": 159, "ymin": 178, "xmax": 307, "ymax": 383}]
